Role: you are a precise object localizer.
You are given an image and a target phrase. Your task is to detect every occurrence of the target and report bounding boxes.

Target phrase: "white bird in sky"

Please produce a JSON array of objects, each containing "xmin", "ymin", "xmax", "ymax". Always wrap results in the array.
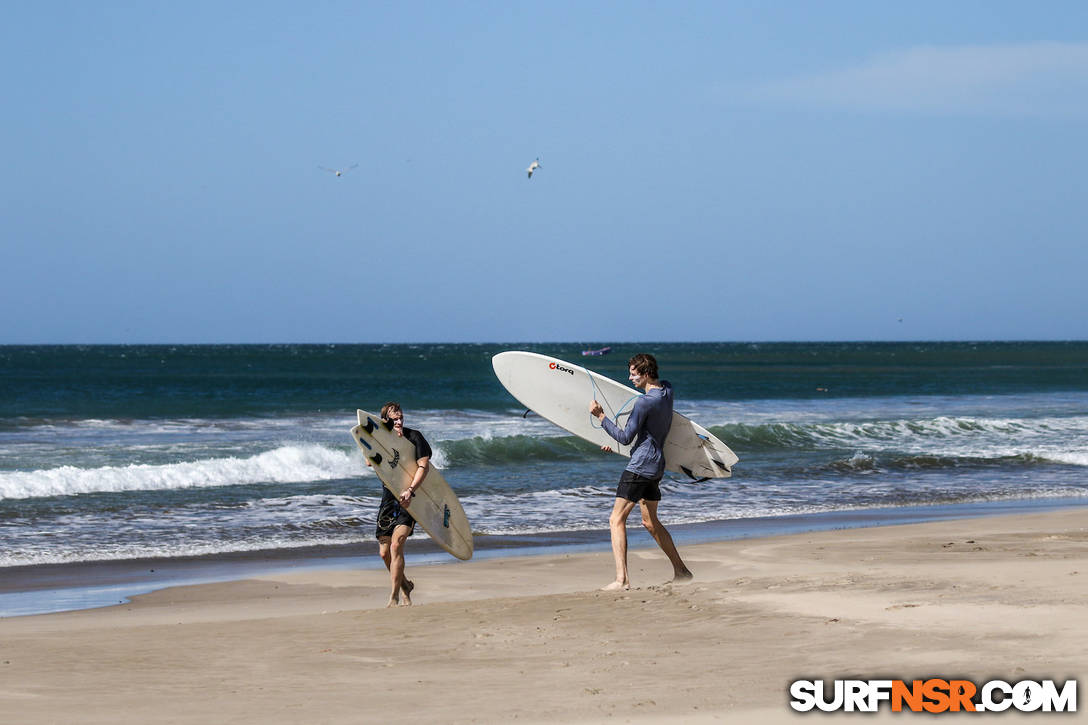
[
  {"xmin": 526, "ymin": 158, "xmax": 542, "ymax": 179},
  {"xmin": 319, "ymin": 164, "xmax": 359, "ymax": 177}
]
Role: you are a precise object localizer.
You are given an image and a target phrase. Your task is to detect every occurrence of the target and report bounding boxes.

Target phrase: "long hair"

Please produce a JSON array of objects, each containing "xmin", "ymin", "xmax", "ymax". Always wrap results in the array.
[{"xmin": 380, "ymin": 401, "xmax": 402, "ymax": 421}]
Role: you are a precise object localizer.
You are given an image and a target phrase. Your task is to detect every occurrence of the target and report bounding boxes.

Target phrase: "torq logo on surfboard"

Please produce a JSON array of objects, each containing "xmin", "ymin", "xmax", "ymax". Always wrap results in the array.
[{"xmin": 548, "ymin": 361, "xmax": 575, "ymax": 376}]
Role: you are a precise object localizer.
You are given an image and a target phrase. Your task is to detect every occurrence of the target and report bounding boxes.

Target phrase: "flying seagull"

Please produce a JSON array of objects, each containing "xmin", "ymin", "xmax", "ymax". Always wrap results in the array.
[
  {"xmin": 526, "ymin": 158, "xmax": 542, "ymax": 179},
  {"xmin": 319, "ymin": 164, "xmax": 359, "ymax": 177}
]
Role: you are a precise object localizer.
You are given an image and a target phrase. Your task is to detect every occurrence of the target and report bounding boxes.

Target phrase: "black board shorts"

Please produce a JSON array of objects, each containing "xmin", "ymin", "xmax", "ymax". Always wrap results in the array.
[
  {"xmin": 375, "ymin": 497, "xmax": 416, "ymax": 539},
  {"xmin": 616, "ymin": 470, "xmax": 663, "ymax": 503}
]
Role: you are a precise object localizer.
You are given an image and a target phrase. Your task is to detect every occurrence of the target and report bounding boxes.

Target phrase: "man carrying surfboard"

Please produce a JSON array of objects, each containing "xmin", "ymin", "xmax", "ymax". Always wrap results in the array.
[
  {"xmin": 589, "ymin": 354, "xmax": 693, "ymax": 591},
  {"xmin": 369, "ymin": 402, "xmax": 431, "ymax": 607}
]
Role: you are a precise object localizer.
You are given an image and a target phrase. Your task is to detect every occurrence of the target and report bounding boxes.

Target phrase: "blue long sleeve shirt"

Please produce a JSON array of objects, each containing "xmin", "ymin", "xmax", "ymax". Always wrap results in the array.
[{"xmin": 600, "ymin": 381, "xmax": 673, "ymax": 479}]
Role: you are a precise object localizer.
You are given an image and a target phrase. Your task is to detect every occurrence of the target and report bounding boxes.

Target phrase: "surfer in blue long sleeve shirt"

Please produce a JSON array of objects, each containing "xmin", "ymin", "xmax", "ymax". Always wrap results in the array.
[{"xmin": 590, "ymin": 353, "xmax": 693, "ymax": 591}]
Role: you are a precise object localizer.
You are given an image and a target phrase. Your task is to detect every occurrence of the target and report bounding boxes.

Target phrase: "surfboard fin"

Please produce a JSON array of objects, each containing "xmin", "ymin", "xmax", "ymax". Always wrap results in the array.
[
  {"xmin": 712, "ymin": 458, "xmax": 731, "ymax": 473},
  {"xmin": 363, "ymin": 418, "xmax": 377, "ymax": 434},
  {"xmin": 670, "ymin": 467, "xmax": 710, "ymax": 484},
  {"xmin": 369, "ymin": 453, "xmax": 383, "ymax": 466}
]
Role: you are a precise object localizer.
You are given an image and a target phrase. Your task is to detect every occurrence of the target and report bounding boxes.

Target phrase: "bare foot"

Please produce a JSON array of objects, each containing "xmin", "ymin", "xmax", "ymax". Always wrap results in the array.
[
  {"xmin": 672, "ymin": 569, "xmax": 694, "ymax": 583},
  {"xmin": 400, "ymin": 579, "xmax": 414, "ymax": 605},
  {"xmin": 386, "ymin": 596, "xmax": 399, "ymax": 608},
  {"xmin": 600, "ymin": 580, "xmax": 630, "ymax": 592}
]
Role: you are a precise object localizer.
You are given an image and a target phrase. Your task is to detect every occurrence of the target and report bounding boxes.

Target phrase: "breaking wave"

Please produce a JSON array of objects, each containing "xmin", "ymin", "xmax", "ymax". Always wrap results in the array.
[{"xmin": 0, "ymin": 445, "xmax": 367, "ymax": 500}]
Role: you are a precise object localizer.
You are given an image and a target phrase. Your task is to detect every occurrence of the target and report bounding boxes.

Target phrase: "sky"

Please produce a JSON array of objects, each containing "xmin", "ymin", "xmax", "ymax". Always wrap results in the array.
[{"xmin": 3, "ymin": 1, "xmax": 1087, "ymax": 344}]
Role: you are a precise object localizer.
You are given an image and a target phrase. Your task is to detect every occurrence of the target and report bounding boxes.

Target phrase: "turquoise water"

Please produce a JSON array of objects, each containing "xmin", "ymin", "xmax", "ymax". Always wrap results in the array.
[{"xmin": 2, "ymin": 342, "xmax": 1087, "ymax": 567}]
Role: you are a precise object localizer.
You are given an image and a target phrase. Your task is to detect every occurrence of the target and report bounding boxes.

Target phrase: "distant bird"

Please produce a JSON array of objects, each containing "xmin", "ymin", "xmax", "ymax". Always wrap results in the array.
[
  {"xmin": 319, "ymin": 164, "xmax": 359, "ymax": 177},
  {"xmin": 526, "ymin": 158, "xmax": 542, "ymax": 179}
]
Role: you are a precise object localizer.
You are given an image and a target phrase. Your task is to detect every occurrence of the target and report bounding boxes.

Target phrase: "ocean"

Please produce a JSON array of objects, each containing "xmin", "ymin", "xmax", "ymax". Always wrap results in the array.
[{"xmin": 2, "ymin": 342, "xmax": 1087, "ymax": 574}]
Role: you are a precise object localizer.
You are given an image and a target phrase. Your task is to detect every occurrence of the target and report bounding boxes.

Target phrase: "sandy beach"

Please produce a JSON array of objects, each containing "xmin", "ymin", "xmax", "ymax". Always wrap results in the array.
[{"xmin": 2, "ymin": 508, "xmax": 1085, "ymax": 723}]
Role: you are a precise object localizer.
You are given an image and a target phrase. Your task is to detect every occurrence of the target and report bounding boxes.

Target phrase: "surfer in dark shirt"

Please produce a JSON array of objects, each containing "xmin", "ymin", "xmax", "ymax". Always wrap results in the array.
[
  {"xmin": 370, "ymin": 402, "xmax": 431, "ymax": 607},
  {"xmin": 589, "ymin": 354, "xmax": 693, "ymax": 591}
]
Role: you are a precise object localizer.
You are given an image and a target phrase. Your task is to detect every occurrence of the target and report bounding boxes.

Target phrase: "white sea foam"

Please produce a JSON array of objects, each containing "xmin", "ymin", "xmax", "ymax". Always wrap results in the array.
[
  {"xmin": 1044, "ymin": 450, "xmax": 1088, "ymax": 466},
  {"xmin": 782, "ymin": 414, "xmax": 1088, "ymax": 463},
  {"xmin": 4, "ymin": 411, "xmax": 1086, "ymax": 502},
  {"xmin": 3, "ymin": 393, "xmax": 1088, "ymax": 568},
  {"xmin": 0, "ymin": 444, "xmax": 371, "ymax": 500},
  {"xmin": 3, "ymin": 480, "xmax": 1086, "ymax": 567},
  {"xmin": 0, "ymin": 535, "xmax": 372, "ymax": 568}
]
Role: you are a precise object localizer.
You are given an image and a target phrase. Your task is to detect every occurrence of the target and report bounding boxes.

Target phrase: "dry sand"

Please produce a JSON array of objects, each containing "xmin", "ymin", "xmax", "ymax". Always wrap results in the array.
[{"xmin": 2, "ymin": 508, "xmax": 1085, "ymax": 723}]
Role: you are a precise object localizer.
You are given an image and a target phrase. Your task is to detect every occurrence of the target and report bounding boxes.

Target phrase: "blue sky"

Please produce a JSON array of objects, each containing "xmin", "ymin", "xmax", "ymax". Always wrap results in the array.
[{"xmin": 3, "ymin": 2, "xmax": 1086, "ymax": 343}]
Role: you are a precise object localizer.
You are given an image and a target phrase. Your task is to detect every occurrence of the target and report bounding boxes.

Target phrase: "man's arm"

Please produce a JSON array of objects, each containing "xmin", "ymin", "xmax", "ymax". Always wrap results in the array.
[
  {"xmin": 399, "ymin": 455, "xmax": 429, "ymax": 506},
  {"xmin": 590, "ymin": 399, "xmax": 645, "ymax": 446}
]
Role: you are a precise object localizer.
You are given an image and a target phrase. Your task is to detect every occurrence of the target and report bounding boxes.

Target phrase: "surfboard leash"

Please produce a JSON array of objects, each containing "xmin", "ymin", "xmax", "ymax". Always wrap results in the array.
[{"xmin": 586, "ymin": 371, "xmax": 638, "ymax": 431}]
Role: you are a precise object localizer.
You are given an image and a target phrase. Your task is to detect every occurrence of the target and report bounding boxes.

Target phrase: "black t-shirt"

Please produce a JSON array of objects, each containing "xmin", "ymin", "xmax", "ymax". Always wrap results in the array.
[
  {"xmin": 378, "ymin": 426, "xmax": 432, "ymax": 508},
  {"xmin": 401, "ymin": 426, "xmax": 432, "ymax": 462}
]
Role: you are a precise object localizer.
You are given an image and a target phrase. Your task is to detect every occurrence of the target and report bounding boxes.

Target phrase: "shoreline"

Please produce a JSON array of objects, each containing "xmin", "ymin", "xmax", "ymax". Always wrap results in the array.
[
  {"xmin": 1, "ymin": 506, "xmax": 1084, "ymax": 723},
  {"xmin": 2, "ymin": 495, "xmax": 1085, "ymax": 617}
]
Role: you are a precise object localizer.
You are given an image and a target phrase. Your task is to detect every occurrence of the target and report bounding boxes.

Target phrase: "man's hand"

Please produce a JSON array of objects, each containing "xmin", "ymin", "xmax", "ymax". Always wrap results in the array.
[{"xmin": 589, "ymin": 400, "xmax": 605, "ymax": 420}]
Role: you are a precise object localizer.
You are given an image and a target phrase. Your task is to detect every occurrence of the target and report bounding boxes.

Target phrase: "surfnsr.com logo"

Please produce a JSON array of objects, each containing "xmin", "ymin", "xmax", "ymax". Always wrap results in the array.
[
  {"xmin": 790, "ymin": 678, "xmax": 1077, "ymax": 713},
  {"xmin": 548, "ymin": 362, "xmax": 575, "ymax": 376}
]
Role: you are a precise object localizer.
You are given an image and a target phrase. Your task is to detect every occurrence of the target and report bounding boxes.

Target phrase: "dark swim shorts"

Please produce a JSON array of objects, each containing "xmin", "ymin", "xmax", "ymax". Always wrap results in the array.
[
  {"xmin": 375, "ymin": 498, "xmax": 416, "ymax": 539},
  {"xmin": 615, "ymin": 470, "xmax": 663, "ymax": 503}
]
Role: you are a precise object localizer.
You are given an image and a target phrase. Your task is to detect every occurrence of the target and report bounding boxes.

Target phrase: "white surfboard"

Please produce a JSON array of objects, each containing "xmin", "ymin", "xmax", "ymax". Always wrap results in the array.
[
  {"xmin": 492, "ymin": 351, "xmax": 738, "ymax": 479},
  {"xmin": 350, "ymin": 409, "xmax": 473, "ymax": 560}
]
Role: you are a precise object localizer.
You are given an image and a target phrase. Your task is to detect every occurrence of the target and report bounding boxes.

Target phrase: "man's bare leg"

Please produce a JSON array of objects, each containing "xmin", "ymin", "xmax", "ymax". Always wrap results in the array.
[
  {"xmin": 388, "ymin": 524, "xmax": 412, "ymax": 606},
  {"xmin": 379, "ymin": 529, "xmax": 414, "ymax": 606},
  {"xmin": 602, "ymin": 498, "xmax": 637, "ymax": 590},
  {"xmin": 378, "ymin": 536, "xmax": 399, "ymax": 606},
  {"xmin": 641, "ymin": 500, "xmax": 693, "ymax": 581}
]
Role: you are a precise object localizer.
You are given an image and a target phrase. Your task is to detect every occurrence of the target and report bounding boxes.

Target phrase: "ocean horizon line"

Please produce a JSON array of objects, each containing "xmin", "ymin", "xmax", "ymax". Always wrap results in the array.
[{"xmin": 3, "ymin": 338, "xmax": 1087, "ymax": 347}]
